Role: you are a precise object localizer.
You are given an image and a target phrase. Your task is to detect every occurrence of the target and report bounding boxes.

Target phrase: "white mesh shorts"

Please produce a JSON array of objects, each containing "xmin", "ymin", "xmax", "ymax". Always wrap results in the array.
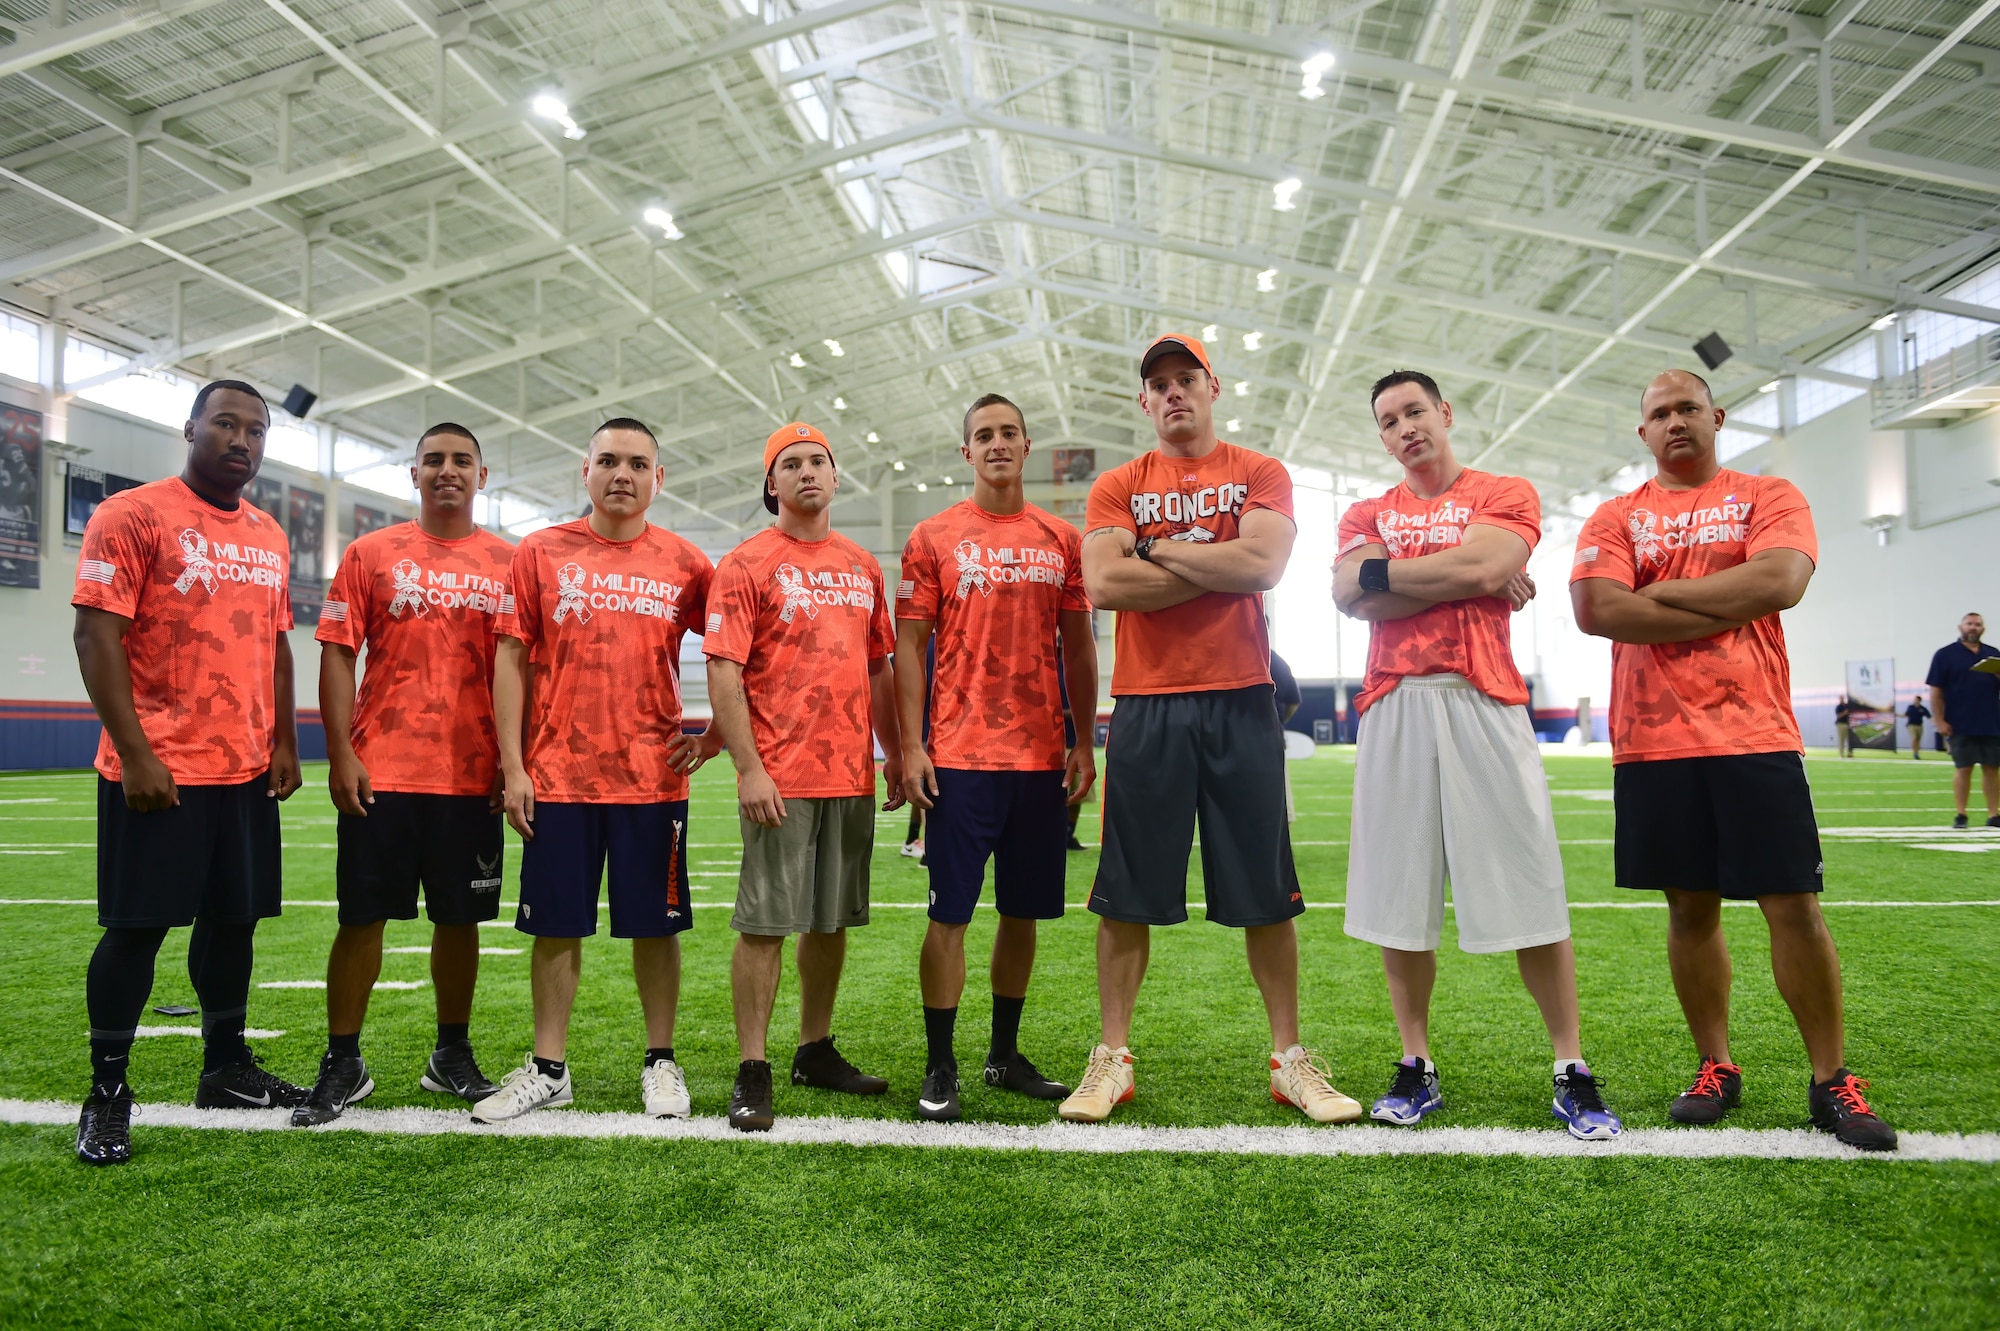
[{"xmin": 1344, "ymin": 674, "xmax": 1570, "ymax": 954}]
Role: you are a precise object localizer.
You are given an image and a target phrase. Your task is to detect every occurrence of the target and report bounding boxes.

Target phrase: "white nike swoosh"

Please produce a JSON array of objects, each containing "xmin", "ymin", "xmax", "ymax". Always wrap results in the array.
[
  {"xmin": 918, "ymin": 1099, "xmax": 951, "ymax": 1112},
  {"xmin": 227, "ymin": 1089, "xmax": 271, "ymax": 1106}
]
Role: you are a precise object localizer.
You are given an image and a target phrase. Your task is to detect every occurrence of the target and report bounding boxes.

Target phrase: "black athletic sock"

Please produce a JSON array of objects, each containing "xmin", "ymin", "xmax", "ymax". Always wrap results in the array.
[
  {"xmin": 328, "ymin": 1032, "xmax": 361, "ymax": 1060},
  {"xmin": 645, "ymin": 1047, "xmax": 675, "ymax": 1068},
  {"xmin": 990, "ymin": 994, "xmax": 1025, "ymax": 1062},
  {"xmin": 907, "ymin": 806, "xmax": 924, "ymax": 844},
  {"xmin": 86, "ymin": 926, "xmax": 169, "ymax": 1091},
  {"xmin": 923, "ymin": 1005, "xmax": 957, "ymax": 1069},
  {"xmin": 188, "ymin": 918, "xmax": 257, "ymax": 1072},
  {"xmin": 533, "ymin": 1056, "xmax": 566, "ymax": 1080},
  {"xmin": 436, "ymin": 1022, "xmax": 469, "ymax": 1048}
]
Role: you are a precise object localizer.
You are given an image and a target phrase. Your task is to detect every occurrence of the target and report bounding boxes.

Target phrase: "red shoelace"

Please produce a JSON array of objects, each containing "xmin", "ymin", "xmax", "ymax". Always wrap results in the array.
[
  {"xmin": 1688, "ymin": 1060, "xmax": 1742, "ymax": 1098},
  {"xmin": 1826, "ymin": 1073, "xmax": 1876, "ymax": 1116}
]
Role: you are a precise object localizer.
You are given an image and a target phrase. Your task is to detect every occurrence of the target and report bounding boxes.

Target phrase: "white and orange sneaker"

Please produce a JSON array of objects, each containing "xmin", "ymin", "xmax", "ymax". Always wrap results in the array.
[
  {"xmin": 1271, "ymin": 1045, "xmax": 1363, "ymax": 1124},
  {"xmin": 1058, "ymin": 1044, "xmax": 1135, "ymax": 1123}
]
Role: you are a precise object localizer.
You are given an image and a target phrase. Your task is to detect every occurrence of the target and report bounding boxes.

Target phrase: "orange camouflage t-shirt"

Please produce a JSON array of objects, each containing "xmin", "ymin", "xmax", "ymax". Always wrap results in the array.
[
  {"xmin": 316, "ymin": 522, "xmax": 515, "ymax": 796},
  {"xmin": 1336, "ymin": 468, "xmax": 1541, "ymax": 716},
  {"xmin": 897, "ymin": 500, "xmax": 1088, "ymax": 771},
  {"xmin": 1570, "ymin": 469, "xmax": 1817, "ymax": 763},
  {"xmin": 1084, "ymin": 441, "xmax": 1292, "ymax": 696},
  {"xmin": 703, "ymin": 527, "xmax": 894, "ymax": 798},
  {"xmin": 496, "ymin": 519, "xmax": 712, "ymax": 803},
  {"xmin": 72, "ymin": 476, "xmax": 292, "ymax": 783}
]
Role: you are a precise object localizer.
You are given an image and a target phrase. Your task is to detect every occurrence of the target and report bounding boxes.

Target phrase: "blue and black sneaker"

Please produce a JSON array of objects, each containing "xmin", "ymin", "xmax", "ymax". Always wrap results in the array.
[
  {"xmin": 1553, "ymin": 1065, "xmax": 1622, "ymax": 1141},
  {"xmin": 1370, "ymin": 1058, "xmax": 1442, "ymax": 1126}
]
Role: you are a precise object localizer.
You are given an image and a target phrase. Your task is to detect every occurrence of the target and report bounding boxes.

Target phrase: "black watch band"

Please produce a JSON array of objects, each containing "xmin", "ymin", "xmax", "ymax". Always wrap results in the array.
[
  {"xmin": 1134, "ymin": 536, "xmax": 1155, "ymax": 562},
  {"xmin": 1358, "ymin": 557, "xmax": 1392, "ymax": 594}
]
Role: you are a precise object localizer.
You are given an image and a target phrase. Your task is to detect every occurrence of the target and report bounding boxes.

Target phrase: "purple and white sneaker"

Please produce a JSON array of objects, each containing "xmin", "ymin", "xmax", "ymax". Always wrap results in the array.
[
  {"xmin": 1553, "ymin": 1065, "xmax": 1622, "ymax": 1141},
  {"xmin": 1370, "ymin": 1058, "xmax": 1443, "ymax": 1126}
]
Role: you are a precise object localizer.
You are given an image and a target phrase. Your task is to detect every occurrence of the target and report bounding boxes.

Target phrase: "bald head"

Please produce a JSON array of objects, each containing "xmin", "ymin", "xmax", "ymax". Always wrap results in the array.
[{"xmin": 1636, "ymin": 369, "xmax": 1725, "ymax": 481}]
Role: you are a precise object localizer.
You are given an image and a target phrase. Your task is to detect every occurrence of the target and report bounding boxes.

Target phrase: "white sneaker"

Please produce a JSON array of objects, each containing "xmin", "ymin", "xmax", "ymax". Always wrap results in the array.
[
  {"xmin": 470, "ymin": 1054, "xmax": 572, "ymax": 1123},
  {"xmin": 899, "ymin": 840, "xmax": 925, "ymax": 860},
  {"xmin": 1270, "ymin": 1044, "xmax": 1363, "ymax": 1124},
  {"xmin": 642, "ymin": 1058, "xmax": 691, "ymax": 1118},
  {"xmin": 1058, "ymin": 1044, "xmax": 1135, "ymax": 1123}
]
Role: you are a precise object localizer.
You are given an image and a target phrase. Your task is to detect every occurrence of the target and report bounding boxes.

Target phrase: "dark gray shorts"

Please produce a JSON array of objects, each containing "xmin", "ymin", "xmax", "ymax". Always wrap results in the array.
[
  {"xmin": 1948, "ymin": 733, "xmax": 2000, "ymax": 769},
  {"xmin": 1090, "ymin": 686, "xmax": 1303, "ymax": 929},
  {"xmin": 730, "ymin": 795, "xmax": 873, "ymax": 936}
]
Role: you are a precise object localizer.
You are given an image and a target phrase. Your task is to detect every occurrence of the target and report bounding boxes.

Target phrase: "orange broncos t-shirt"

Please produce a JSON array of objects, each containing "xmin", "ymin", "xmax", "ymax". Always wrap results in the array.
[
  {"xmin": 1336, "ymin": 468, "xmax": 1541, "ymax": 716},
  {"xmin": 316, "ymin": 522, "xmax": 515, "ymax": 796},
  {"xmin": 1570, "ymin": 469, "xmax": 1816, "ymax": 763},
  {"xmin": 897, "ymin": 500, "xmax": 1088, "ymax": 771},
  {"xmin": 1084, "ymin": 441, "xmax": 1292, "ymax": 696},
  {"xmin": 72, "ymin": 476, "xmax": 291, "ymax": 783},
  {"xmin": 703, "ymin": 527, "xmax": 894, "ymax": 799},
  {"xmin": 496, "ymin": 519, "xmax": 712, "ymax": 803}
]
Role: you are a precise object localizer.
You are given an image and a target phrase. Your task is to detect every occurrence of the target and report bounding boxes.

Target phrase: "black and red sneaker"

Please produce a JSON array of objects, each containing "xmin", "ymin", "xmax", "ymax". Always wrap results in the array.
[
  {"xmin": 1668, "ymin": 1056, "xmax": 1743, "ymax": 1124},
  {"xmin": 1810, "ymin": 1069, "xmax": 1897, "ymax": 1151}
]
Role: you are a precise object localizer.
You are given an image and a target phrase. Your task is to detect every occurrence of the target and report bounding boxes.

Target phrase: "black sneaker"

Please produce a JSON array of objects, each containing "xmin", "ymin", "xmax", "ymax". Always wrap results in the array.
[
  {"xmin": 194, "ymin": 1054, "xmax": 309, "ymax": 1110},
  {"xmin": 1669, "ymin": 1056, "xmax": 1743, "ymax": 1124},
  {"xmin": 792, "ymin": 1035, "xmax": 888, "ymax": 1095},
  {"xmin": 1810, "ymin": 1069, "xmax": 1897, "ymax": 1151},
  {"xmin": 729, "ymin": 1059, "xmax": 775, "ymax": 1132},
  {"xmin": 1953, "ymin": 814, "xmax": 1970, "ymax": 829},
  {"xmin": 290, "ymin": 1054, "xmax": 374, "ymax": 1126},
  {"xmin": 421, "ymin": 1040, "xmax": 497, "ymax": 1101},
  {"xmin": 917, "ymin": 1060, "xmax": 961, "ymax": 1122},
  {"xmin": 984, "ymin": 1050, "xmax": 1070, "ymax": 1100},
  {"xmin": 76, "ymin": 1083, "xmax": 133, "ymax": 1166},
  {"xmin": 1065, "ymin": 835, "xmax": 1085, "ymax": 852},
  {"xmin": 1988, "ymin": 816, "xmax": 2000, "ymax": 829}
]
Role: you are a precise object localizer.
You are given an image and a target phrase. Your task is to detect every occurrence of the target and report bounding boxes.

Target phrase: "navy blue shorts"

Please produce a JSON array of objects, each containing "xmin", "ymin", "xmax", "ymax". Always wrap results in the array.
[
  {"xmin": 516, "ymin": 801, "xmax": 691, "ymax": 938},
  {"xmin": 925, "ymin": 768, "xmax": 1068, "ymax": 926}
]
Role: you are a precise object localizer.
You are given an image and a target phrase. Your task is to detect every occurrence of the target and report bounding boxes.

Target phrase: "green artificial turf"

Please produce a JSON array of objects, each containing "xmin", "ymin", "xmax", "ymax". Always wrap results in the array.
[{"xmin": 2, "ymin": 749, "xmax": 1997, "ymax": 1326}]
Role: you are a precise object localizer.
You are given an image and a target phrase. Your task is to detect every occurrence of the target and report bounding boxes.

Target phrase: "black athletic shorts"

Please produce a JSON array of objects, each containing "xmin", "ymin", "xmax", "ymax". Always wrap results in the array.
[
  {"xmin": 1091, "ymin": 685, "xmax": 1304, "ymax": 928},
  {"xmin": 336, "ymin": 791, "xmax": 504, "ymax": 927},
  {"xmin": 1613, "ymin": 751, "xmax": 1823, "ymax": 899},
  {"xmin": 925, "ymin": 767, "xmax": 1067, "ymax": 926},
  {"xmin": 1948, "ymin": 733, "xmax": 2000, "ymax": 769},
  {"xmin": 96, "ymin": 774, "xmax": 282, "ymax": 929}
]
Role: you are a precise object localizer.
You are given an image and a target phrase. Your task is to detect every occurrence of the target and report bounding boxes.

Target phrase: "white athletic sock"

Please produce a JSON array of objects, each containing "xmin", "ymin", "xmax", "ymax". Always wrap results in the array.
[
  {"xmin": 1276, "ymin": 1043, "xmax": 1304, "ymax": 1062},
  {"xmin": 1556, "ymin": 1058, "xmax": 1589, "ymax": 1077},
  {"xmin": 1401, "ymin": 1055, "xmax": 1433, "ymax": 1073}
]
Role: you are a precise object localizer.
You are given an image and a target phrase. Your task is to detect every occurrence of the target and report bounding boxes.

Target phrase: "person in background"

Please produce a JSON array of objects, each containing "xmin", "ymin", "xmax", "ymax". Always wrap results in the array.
[
  {"xmin": 1927, "ymin": 612, "xmax": 1999, "ymax": 829},
  {"xmin": 902, "ymin": 638, "xmax": 935, "ymax": 863},
  {"xmin": 1833, "ymin": 696, "xmax": 1853, "ymax": 758},
  {"xmin": 1905, "ymin": 694, "xmax": 1930, "ymax": 760},
  {"xmin": 1271, "ymin": 650, "xmax": 1303, "ymax": 824},
  {"xmin": 1058, "ymin": 638, "xmax": 1088, "ymax": 851}
]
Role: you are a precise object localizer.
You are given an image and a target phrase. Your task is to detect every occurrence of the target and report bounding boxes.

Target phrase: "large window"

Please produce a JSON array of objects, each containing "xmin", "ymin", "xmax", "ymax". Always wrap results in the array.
[{"xmin": 0, "ymin": 311, "xmax": 37, "ymax": 382}]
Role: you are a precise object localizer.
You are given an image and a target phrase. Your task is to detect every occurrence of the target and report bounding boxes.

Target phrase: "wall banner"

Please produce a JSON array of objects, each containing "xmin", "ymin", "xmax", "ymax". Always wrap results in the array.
[
  {"xmin": 0, "ymin": 405, "xmax": 42, "ymax": 589},
  {"xmin": 287, "ymin": 486, "xmax": 325, "ymax": 625},
  {"xmin": 1845, "ymin": 657, "xmax": 1898, "ymax": 752}
]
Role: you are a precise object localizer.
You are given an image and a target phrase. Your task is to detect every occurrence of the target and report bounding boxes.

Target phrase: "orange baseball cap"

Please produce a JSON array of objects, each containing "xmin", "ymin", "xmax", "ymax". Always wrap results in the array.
[
  {"xmin": 763, "ymin": 421, "xmax": 834, "ymax": 513},
  {"xmin": 1139, "ymin": 332, "xmax": 1213, "ymax": 381}
]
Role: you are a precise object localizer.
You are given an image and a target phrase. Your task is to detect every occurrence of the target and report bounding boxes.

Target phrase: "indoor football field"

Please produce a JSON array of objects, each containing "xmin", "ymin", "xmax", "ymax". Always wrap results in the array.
[{"xmin": 2, "ymin": 749, "xmax": 1996, "ymax": 1327}]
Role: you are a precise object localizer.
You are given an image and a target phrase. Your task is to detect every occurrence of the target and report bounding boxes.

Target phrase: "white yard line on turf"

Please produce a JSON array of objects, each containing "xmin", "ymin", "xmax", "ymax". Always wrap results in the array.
[
  {"xmin": 7, "ymin": 899, "xmax": 2000, "ymax": 912},
  {"xmin": 135, "ymin": 1026, "xmax": 285, "ymax": 1039},
  {"xmin": 0, "ymin": 1097, "xmax": 1989, "ymax": 1163}
]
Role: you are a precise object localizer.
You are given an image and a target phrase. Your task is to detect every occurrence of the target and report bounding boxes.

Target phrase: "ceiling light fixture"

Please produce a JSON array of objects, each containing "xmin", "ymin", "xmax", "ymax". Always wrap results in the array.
[
  {"xmin": 1272, "ymin": 178, "xmax": 1302, "ymax": 211},
  {"xmin": 893, "ymin": 460, "xmax": 905, "ymax": 471},
  {"xmin": 1242, "ymin": 331, "xmax": 1263, "ymax": 351},
  {"xmin": 1256, "ymin": 269, "xmax": 1277, "ymax": 292},
  {"xmin": 641, "ymin": 207, "xmax": 683, "ymax": 240},
  {"xmin": 530, "ymin": 93, "xmax": 586, "ymax": 140},
  {"xmin": 1234, "ymin": 380, "xmax": 1249, "ymax": 396},
  {"xmin": 1202, "ymin": 324, "xmax": 1219, "ymax": 342},
  {"xmin": 1300, "ymin": 52, "xmax": 1335, "ymax": 99},
  {"xmin": 833, "ymin": 396, "xmax": 847, "ymax": 409},
  {"xmin": 916, "ymin": 482, "xmax": 928, "ymax": 492},
  {"xmin": 1871, "ymin": 312, "xmax": 1898, "ymax": 330},
  {"xmin": 866, "ymin": 431, "xmax": 880, "ymax": 443},
  {"xmin": 789, "ymin": 352, "xmax": 805, "ymax": 368},
  {"xmin": 1226, "ymin": 418, "xmax": 1242, "ymax": 432},
  {"xmin": 1758, "ymin": 380, "xmax": 1780, "ymax": 393},
  {"xmin": 823, "ymin": 339, "xmax": 845, "ymax": 357}
]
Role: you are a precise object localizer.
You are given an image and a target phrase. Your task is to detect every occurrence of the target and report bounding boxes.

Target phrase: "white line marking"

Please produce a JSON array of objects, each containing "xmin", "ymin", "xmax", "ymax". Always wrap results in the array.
[
  {"xmin": 0, "ymin": 850, "xmax": 62, "ymax": 855},
  {"xmin": 257, "ymin": 980, "xmax": 428, "ymax": 990},
  {"xmin": 0, "ymin": 1097, "xmax": 1986, "ymax": 1162},
  {"xmin": 4, "ymin": 898, "xmax": 1999, "ymax": 913},
  {"xmin": 135, "ymin": 1026, "xmax": 285, "ymax": 1039},
  {"xmin": 0, "ymin": 798, "xmax": 56, "ymax": 805}
]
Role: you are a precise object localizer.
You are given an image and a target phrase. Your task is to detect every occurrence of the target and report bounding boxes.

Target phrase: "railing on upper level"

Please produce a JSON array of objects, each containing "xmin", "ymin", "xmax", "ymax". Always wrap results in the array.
[{"xmin": 1872, "ymin": 328, "xmax": 2000, "ymax": 428}]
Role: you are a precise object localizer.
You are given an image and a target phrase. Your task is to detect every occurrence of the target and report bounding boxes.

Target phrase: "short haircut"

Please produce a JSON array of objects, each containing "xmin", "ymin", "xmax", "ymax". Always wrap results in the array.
[
  {"xmin": 191, "ymin": 379, "xmax": 268, "ymax": 421},
  {"xmin": 1641, "ymin": 370, "xmax": 1714, "ymax": 411},
  {"xmin": 962, "ymin": 393, "xmax": 1027, "ymax": 444},
  {"xmin": 1368, "ymin": 370, "xmax": 1443, "ymax": 415},
  {"xmin": 418, "ymin": 421, "xmax": 481, "ymax": 455},
  {"xmin": 592, "ymin": 417, "xmax": 658, "ymax": 449}
]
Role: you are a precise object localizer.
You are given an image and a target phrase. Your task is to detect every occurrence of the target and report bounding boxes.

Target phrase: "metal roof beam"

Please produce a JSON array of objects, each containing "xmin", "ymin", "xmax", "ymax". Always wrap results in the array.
[{"xmin": 0, "ymin": 0, "xmax": 232, "ymax": 79}]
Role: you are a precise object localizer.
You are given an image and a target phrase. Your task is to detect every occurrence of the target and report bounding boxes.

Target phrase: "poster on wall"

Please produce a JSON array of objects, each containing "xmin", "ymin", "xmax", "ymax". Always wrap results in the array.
[
  {"xmin": 353, "ymin": 504, "xmax": 395, "ymax": 538},
  {"xmin": 1845, "ymin": 657, "xmax": 1897, "ymax": 752},
  {"xmin": 287, "ymin": 486, "xmax": 325, "ymax": 625},
  {"xmin": 1051, "ymin": 448, "xmax": 1096, "ymax": 485},
  {"xmin": 247, "ymin": 475, "xmax": 284, "ymax": 520},
  {"xmin": 0, "ymin": 405, "xmax": 42, "ymax": 588},
  {"xmin": 64, "ymin": 465, "xmax": 142, "ymax": 536}
]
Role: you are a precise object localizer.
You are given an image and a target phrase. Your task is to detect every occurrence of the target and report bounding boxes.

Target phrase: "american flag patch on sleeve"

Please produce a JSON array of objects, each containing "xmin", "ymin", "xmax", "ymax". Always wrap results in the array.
[
  {"xmin": 1574, "ymin": 545, "xmax": 1600, "ymax": 565},
  {"xmin": 897, "ymin": 579, "xmax": 915, "ymax": 599},
  {"xmin": 77, "ymin": 559, "xmax": 116, "ymax": 585},
  {"xmin": 1337, "ymin": 533, "xmax": 1371, "ymax": 556},
  {"xmin": 499, "ymin": 594, "xmax": 515, "ymax": 615},
  {"xmin": 320, "ymin": 600, "xmax": 349, "ymax": 622},
  {"xmin": 706, "ymin": 612, "xmax": 722, "ymax": 633}
]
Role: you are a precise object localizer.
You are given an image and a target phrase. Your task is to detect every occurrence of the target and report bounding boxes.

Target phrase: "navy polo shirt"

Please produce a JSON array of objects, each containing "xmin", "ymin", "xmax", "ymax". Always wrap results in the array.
[{"xmin": 1927, "ymin": 641, "xmax": 2000, "ymax": 737}]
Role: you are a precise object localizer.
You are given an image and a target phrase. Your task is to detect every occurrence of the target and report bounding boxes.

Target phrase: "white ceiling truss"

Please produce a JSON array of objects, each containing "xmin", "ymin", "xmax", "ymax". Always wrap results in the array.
[{"xmin": 4, "ymin": 0, "xmax": 1999, "ymax": 542}]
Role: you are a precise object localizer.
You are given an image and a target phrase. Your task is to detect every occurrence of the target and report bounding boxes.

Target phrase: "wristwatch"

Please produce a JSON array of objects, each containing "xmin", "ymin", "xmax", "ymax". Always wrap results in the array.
[{"xmin": 1134, "ymin": 536, "xmax": 1156, "ymax": 562}]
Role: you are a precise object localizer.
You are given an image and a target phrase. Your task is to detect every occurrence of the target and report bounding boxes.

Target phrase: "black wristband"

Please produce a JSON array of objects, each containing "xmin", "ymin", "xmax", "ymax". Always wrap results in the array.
[
  {"xmin": 1134, "ymin": 536, "xmax": 1155, "ymax": 562},
  {"xmin": 1358, "ymin": 557, "xmax": 1391, "ymax": 594}
]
